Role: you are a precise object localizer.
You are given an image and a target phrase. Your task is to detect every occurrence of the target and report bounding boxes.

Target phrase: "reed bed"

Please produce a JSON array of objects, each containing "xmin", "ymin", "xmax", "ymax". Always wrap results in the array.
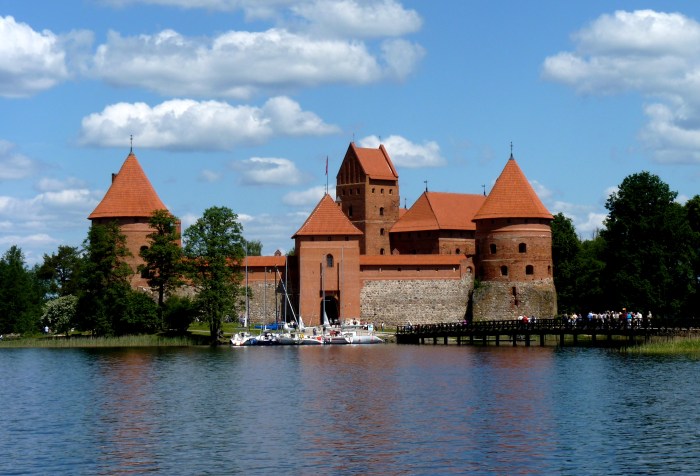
[
  {"xmin": 625, "ymin": 337, "xmax": 700, "ymax": 356},
  {"xmin": 0, "ymin": 334, "xmax": 200, "ymax": 348}
]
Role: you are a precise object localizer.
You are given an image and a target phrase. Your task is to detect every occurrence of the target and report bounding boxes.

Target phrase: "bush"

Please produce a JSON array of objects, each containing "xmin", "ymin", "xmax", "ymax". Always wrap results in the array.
[{"xmin": 163, "ymin": 295, "xmax": 197, "ymax": 334}]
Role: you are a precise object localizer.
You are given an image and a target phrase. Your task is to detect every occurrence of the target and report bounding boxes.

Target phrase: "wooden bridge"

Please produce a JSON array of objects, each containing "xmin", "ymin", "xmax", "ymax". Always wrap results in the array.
[{"xmin": 395, "ymin": 318, "xmax": 700, "ymax": 346}]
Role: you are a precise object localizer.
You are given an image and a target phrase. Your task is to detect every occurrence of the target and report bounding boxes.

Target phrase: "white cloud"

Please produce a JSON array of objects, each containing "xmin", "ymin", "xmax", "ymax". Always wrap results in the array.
[
  {"xmin": 282, "ymin": 185, "xmax": 328, "ymax": 206},
  {"xmin": 542, "ymin": 10, "xmax": 700, "ymax": 164},
  {"xmin": 79, "ymin": 96, "xmax": 338, "ymax": 150},
  {"xmin": 0, "ymin": 16, "xmax": 69, "ymax": 97},
  {"xmin": 0, "ymin": 140, "xmax": 36, "ymax": 180},
  {"xmin": 235, "ymin": 157, "xmax": 305, "ymax": 185},
  {"xmin": 359, "ymin": 134, "xmax": 446, "ymax": 168},
  {"xmin": 91, "ymin": 26, "xmax": 421, "ymax": 98},
  {"xmin": 198, "ymin": 169, "xmax": 221, "ymax": 183},
  {"xmin": 292, "ymin": 0, "xmax": 422, "ymax": 38}
]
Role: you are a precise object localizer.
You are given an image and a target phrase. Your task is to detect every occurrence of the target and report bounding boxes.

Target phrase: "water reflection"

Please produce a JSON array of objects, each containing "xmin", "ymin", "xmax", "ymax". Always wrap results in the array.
[{"xmin": 1, "ymin": 345, "xmax": 700, "ymax": 475}]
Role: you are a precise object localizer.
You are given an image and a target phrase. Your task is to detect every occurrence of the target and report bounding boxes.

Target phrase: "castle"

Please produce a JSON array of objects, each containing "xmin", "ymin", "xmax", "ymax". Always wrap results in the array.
[{"xmin": 89, "ymin": 142, "xmax": 557, "ymax": 326}]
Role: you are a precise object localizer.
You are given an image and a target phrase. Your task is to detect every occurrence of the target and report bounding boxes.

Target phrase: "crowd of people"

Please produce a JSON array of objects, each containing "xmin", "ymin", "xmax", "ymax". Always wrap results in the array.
[{"xmin": 562, "ymin": 310, "xmax": 652, "ymax": 329}]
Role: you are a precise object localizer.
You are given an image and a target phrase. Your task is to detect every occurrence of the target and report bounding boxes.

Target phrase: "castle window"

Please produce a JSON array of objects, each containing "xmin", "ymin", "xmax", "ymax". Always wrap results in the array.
[
  {"xmin": 526, "ymin": 265, "xmax": 534, "ymax": 275},
  {"xmin": 381, "ymin": 188, "xmax": 384, "ymax": 194},
  {"xmin": 500, "ymin": 265, "xmax": 508, "ymax": 276},
  {"xmin": 490, "ymin": 243, "xmax": 497, "ymax": 254},
  {"xmin": 380, "ymin": 248, "xmax": 385, "ymax": 255},
  {"xmin": 348, "ymin": 206, "xmax": 353, "ymax": 218},
  {"xmin": 455, "ymin": 248, "xmax": 461, "ymax": 254},
  {"xmin": 326, "ymin": 254, "xmax": 334, "ymax": 267},
  {"xmin": 519, "ymin": 243, "xmax": 527, "ymax": 253},
  {"xmin": 372, "ymin": 188, "xmax": 375, "ymax": 193},
  {"xmin": 389, "ymin": 189, "xmax": 393, "ymax": 194},
  {"xmin": 380, "ymin": 228, "xmax": 385, "ymax": 236},
  {"xmin": 379, "ymin": 207, "xmax": 384, "ymax": 216}
]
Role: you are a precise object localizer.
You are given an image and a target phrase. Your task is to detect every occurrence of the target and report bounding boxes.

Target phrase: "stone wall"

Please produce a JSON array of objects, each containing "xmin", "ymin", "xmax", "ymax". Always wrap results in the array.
[
  {"xmin": 472, "ymin": 279, "xmax": 557, "ymax": 321},
  {"xmin": 245, "ymin": 281, "xmax": 285, "ymax": 325},
  {"xmin": 360, "ymin": 276, "xmax": 472, "ymax": 326}
]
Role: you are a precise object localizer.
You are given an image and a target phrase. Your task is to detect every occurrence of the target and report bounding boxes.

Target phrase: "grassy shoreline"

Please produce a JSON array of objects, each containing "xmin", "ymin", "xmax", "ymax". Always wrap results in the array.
[
  {"xmin": 0, "ymin": 334, "xmax": 205, "ymax": 348},
  {"xmin": 623, "ymin": 337, "xmax": 700, "ymax": 356}
]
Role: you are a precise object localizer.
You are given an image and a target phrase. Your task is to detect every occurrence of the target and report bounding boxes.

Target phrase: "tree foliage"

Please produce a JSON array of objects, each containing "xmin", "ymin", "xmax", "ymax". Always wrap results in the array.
[
  {"xmin": 139, "ymin": 209, "xmax": 184, "ymax": 325},
  {"xmin": 42, "ymin": 295, "xmax": 78, "ymax": 336},
  {"xmin": 601, "ymin": 172, "xmax": 695, "ymax": 317},
  {"xmin": 76, "ymin": 222, "xmax": 133, "ymax": 336},
  {"xmin": 245, "ymin": 239, "xmax": 263, "ymax": 256},
  {"xmin": 37, "ymin": 245, "xmax": 83, "ymax": 298},
  {"xmin": 184, "ymin": 206, "xmax": 245, "ymax": 343},
  {"xmin": 551, "ymin": 213, "xmax": 581, "ymax": 313},
  {"xmin": 0, "ymin": 246, "xmax": 45, "ymax": 334}
]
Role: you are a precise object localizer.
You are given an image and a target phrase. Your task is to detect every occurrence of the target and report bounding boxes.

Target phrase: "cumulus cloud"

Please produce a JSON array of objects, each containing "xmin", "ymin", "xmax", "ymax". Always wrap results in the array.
[
  {"xmin": 359, "ymin": 134, "xmax": 446, "ymax": 168},
  {"xmin": 292, "ymin": 0, "xmax": 422, "ymax": 38},
  {"xmin": 0, "ymin": 16, "xmax": 91, "ymax": 98},
  {"xmin": 282, "ymin": 185, "xmax": 328, "ymax": 206},
  {"xmin": 94, "ymin": 28, "xmax": 419, "ymax": 99},
  {"xmin": 542, "ymin": 10, "xmax": 700, "ymax": 163},
  {"xmin": 0, "ymin": 16, "xmax": 68, "ymax": 97},
  {"xmin": 91, "ymin": 25, "xmax": 423, "ymax": 97},
  {"xmin": 79, "ymin": 96, "xmax": 339, "ymax": 150},
  {"xmin": 234, "ymin": 157, "xmax": 305, "ymax": 185},
  {"xmin": 103, "ymin": 0, "xmax": 422, "ymax": 37},
  {"xmin": 0, "ymin": 140, "xmax": 36, "ymax": 180}
]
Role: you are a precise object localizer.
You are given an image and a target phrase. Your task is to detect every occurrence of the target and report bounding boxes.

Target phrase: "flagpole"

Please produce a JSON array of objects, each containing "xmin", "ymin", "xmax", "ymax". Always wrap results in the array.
[{"xmin": 325, "ymin": 155, "xmax": 328, "ymax": 194}]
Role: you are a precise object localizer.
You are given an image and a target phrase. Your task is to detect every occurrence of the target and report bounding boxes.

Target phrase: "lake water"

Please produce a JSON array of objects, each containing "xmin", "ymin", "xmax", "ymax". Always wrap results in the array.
[{"xmin": 1, "ymin": 344, "xmax": 699, "ymax": 475}]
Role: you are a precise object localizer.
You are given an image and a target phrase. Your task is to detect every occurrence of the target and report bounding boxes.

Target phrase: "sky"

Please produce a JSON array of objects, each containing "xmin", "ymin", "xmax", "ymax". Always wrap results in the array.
[{"xmin": 3, "ymin": 0, "xmax": 700, "ymax": 264}]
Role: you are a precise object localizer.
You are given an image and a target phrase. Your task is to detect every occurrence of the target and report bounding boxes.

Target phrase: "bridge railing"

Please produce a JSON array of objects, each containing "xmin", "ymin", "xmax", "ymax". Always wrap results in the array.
[{"xmin": 396, "ymin": 317, "xmax": 700, "ymax": 335}]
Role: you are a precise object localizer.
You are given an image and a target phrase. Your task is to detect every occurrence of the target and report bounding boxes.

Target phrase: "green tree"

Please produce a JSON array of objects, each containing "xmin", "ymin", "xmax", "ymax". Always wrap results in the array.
[
  {"xmin": 117, "ymin": 290, "xmax": 159, "ymax": 335},
  {"xmin": 163, "ymin": 295, "xmax": 197, "ymax": 334},
  {"xmin": 76, "ymin": 222, "xmax": 133, "ymax": 336},
  {"xmin": 551, "ymin": 213, "xmax": 581, "ymax": 314},
  {"xmin": 184, "ymin": 206, "xmax": 245, "ymax": 343},
  {"xmin": 139, "ymin": 209, "xmax": 184, "ymax": 327},
  {"xmin": 574, "ymin": 233, "xmax": 607, "ymax": 313},
  {"xmin": 245, "ymin": 239, "xmax": 263, "ymax": 256},
  {"xmin": 601, "ymin": 172, "xmax": 695, "ymax": 317},
  {"xmin": 37, "ymin": 245, "xmax": 83, "ymax": 297},
  {"xmin": 0, "ymin": 246, "xmax": 45, "ymax": 334},
  {"xmin": 42, "ymin": 295, "xmax": 78, "ymax": 336},
  {"xmin": 684, "ymin": 195, "xmax": 700, "ymax": 316}
]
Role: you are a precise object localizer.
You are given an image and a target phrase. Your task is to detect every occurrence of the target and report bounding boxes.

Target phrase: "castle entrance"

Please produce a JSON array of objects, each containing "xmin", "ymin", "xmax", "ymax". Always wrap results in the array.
[{"xmin": 321, "ymin": 295, "xmax": 340, "ymax": 325}]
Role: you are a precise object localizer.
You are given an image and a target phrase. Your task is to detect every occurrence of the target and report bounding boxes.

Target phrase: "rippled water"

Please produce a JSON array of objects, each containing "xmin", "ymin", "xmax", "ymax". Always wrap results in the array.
[{"xmin": 1, "ymin": 345, "xmax": 699, "ymax": 475}]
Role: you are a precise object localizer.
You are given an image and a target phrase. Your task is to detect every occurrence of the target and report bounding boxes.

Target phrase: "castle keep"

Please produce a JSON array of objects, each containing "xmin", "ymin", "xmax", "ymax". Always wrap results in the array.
[{"xmin": 90, "ymin": 143, "xmax": 556, "ymax": 326}]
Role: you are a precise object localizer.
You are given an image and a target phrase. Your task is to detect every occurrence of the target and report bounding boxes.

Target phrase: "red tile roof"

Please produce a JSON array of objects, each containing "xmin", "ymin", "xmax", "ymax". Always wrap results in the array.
[
  {"xmin": 473, "ymin": 156, "xmax": 553, "ymax": 221},
  {"xmin": 390, "ymin": 192, "xmax": 486, "ymax": 233},
  {"xmin": 89, "ymin": 152, "xmax": 168, "ymax": 219},
  {"xmin": 244, "ymin": 256, "xmax": 287, "ymax": 267},
  {"xmin": 347, "ymin": 143, "xmax": 398, "ymax": 181},
  {"xmin": 292, "ymin": 194, "xmax": 363, "ymax": 237}
]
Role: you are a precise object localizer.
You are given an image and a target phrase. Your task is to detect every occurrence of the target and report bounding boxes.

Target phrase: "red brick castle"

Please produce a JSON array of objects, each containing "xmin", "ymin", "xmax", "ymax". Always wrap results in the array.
[{"xmin": 89, "ymin": 143, "xmax": 557, "ymax": 326}]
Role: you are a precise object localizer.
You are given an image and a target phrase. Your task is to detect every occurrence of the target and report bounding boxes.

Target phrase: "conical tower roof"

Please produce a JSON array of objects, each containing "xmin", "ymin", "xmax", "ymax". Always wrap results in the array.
[
  {"xmin": 473, "ymin": 155, "xmax": 552, "ymax": 221},
  {"xmin": 293, "ymin": 194, "xmax": 363, "ymax": 237},
  {"xmin": 89, "ymin": 152, "xmax": 168, "ymax": 219}
]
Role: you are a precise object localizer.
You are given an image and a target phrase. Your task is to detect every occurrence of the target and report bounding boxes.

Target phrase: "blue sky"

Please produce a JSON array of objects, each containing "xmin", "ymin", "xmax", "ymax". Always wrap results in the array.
[{"xmin": 3, "ymin": 0, "xmax": 700, "ymax": 264}]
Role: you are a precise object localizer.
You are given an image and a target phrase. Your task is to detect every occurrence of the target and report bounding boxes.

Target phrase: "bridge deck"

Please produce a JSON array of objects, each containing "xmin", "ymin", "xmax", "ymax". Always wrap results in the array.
[{"xmin": 395, "ymin": 318, "xmax": 700, "ymax": 346}]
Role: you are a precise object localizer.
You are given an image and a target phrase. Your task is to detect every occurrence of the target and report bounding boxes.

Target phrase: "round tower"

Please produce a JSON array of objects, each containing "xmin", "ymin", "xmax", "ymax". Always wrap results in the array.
[
  {"xmin": 472, "ymin": 154, "xmax": 557, "ymax": 319},
  {"xmin": 88, "ymin": 150, "xmax": 178, "ymax": 289}
]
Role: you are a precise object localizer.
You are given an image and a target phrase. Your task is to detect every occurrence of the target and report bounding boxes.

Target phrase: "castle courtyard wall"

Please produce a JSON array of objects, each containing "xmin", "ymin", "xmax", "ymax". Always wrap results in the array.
[{"xmin": 360, "ymin": 275, "xmax": 472, "ymax": 326}]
